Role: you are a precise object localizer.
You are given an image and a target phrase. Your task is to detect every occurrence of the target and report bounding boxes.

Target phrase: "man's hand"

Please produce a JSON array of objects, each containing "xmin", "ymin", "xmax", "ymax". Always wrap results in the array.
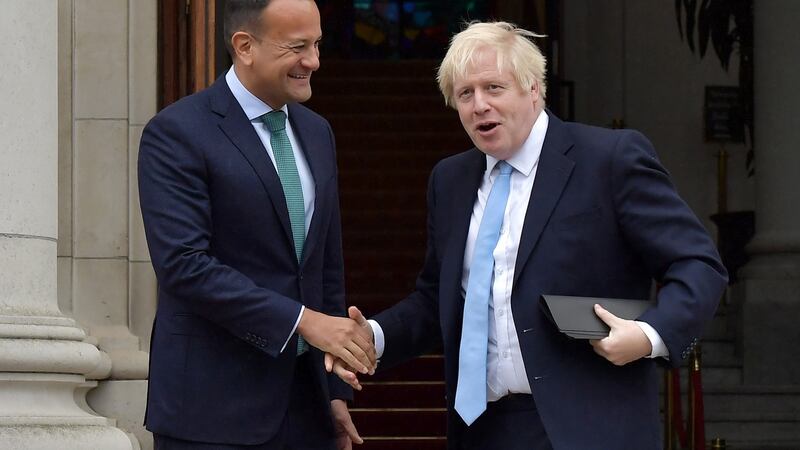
[
  {"xmin": 298, "ymin": 308, "xmax": 376, "ymax": 374},
  {"xmin": 590, "ymin": 304, "xmax": 652, "ymax": 366},
  {"xmin": 325, "ymin": 306, "xmax": 374, "ymax": 390},
  {"xmin": 326, "ymin": 355, "xmax": 362, "ymax": 391},
  {"xmin": 331, "ymin": 399, "xmax": 363, "ymax": 450}
]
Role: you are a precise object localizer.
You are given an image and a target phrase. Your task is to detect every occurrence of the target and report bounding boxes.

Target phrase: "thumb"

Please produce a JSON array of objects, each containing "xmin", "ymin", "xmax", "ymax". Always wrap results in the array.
[
  {"xmin": 348, "ymin": 306, "xmax": 368, "ymax": 326},
  {"xmin": 324, "ymin": 352, "xmax": 334, "ymax": 372},
  {"xmin": 594, "ymin": 304, "xmax": 620, "ymax": 327},
  {"xmin": 344, "ymin": 416, "xmax": 363, "ymax": 444}
]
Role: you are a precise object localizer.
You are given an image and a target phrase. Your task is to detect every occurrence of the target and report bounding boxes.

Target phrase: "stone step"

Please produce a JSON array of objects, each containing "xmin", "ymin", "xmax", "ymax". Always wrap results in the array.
[
  {"xmin": 705, "ymin": 413, "xmax": 800, "ymax": 443},
  {"xmin": 308, "ymin": 94, "xmax": 446, "ymax": 114},
  {"xmin": 349, "ymin": 408, "xmax": 447, "ymax": 436},
  {"xmin": 700, "ymin": 339, "xmax": 737, "ymax": 361},
  {"xmin": 342, "ymin": 209, "xmax": 426, "ymax": 229},
  {"xmin": 712, "ymin": 441, "xmax": 800, "ymax": 450},
  {"xmin": 369, "ymin": 355, "xmax": 445, "ymax": 382},
  {"xmin": 703, "ymin": 385, "xmax": 800, "ymax": 414},
  {"xmin": 359, "ymin": 437, "xmax": 446, "ymax": 450},
  {"xmin": 335, "ymin": 131, "xmax": 470, "ymax": 152},
  {"xmin": 313, "ymin": 77, "xmax": 441, "ymax": 96},
  {"xmin": 353, "ymin": 381, "xmax": 446, "ymax": 409},
  {"xmin": 327, "ymin": 113, "xmax": 463, "ymax": 134},
  {"xmin": 703, "ymin": 311, "xmax": 735, "ymax": 341},
  {"xmin": 339, "ymin": 168, "xmax": 432, "ymax": 189},
  {"xmin": 338, "ymin": 149, "xmax": 449, "ymax": 170},
  {"xmin": 315, "ymin": 59, "xmax": 440, "ymax": 78},
  {"xmin": 659, "ymin": 367, "xmax": 743, "ymax": 390},
  {"xmin": 340, "ymin": 196, "xmax": 427, "ymax": 218}
]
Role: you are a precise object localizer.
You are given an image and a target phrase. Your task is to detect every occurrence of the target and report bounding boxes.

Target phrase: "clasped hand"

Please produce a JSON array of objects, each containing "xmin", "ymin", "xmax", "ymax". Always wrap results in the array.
[
  {"xmin": 324, "ymin": 306, "xmax": 374, "ymax": 391},
  {"xmin": 297, "ymin": 307, "xmax": 376, "ymax": 375}
]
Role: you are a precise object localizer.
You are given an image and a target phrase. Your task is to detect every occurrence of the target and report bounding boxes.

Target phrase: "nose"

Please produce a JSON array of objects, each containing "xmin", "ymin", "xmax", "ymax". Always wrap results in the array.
[
  {"xmin": 302, "ymin": 46, "xmax": 320, "ymax": 72},
  {"xmin": 473, "ymin": 90, "xmax": 490, "ymax": 114}
]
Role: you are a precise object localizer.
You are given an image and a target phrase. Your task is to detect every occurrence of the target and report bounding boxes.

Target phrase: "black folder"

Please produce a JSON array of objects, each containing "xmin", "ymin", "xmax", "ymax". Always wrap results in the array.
[{"xmin": 539, "ymin": 295, "xmax": 655, "ymax": 339}]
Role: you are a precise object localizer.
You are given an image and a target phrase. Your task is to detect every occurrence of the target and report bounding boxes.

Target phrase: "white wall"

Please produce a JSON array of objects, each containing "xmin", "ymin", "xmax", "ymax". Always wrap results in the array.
[{"xmin": 562, "ymin": 0, "xmax": 754, "ymax": 230}]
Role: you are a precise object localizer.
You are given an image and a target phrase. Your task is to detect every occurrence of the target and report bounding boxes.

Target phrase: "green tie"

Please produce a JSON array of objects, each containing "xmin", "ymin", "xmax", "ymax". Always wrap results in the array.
[
  {"xmin": 261, "ymin": 110, "xmax": 306, "ymax": 263},
  {"xmin": 261, "ymin": 110, "xmax": 308, "ymax": 355}
]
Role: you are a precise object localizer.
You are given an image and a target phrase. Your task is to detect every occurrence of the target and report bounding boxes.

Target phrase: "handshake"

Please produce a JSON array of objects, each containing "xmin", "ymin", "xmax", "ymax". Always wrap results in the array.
[{"xmin": 297, "ymin": 306, "xmax": 375, "ymax": 389}]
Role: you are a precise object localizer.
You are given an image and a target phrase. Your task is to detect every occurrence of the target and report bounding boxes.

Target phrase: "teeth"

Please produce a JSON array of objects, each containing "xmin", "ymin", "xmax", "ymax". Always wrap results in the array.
[{"xmin": 289, "ymin": 74, "xmax": 308, "ymax": 79}]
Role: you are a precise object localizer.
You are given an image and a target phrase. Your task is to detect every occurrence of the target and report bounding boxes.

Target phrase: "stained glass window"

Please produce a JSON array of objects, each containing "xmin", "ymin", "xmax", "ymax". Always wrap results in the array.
[{"xmin": 319, "ymin": 0, "xmax": 490, "ymax": 58}]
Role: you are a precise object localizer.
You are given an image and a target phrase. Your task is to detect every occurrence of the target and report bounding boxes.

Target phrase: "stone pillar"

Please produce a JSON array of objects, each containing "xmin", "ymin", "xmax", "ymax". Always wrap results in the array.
[
  {"xmin": 739, "ymin": 1, "xmax": 800, "ymax": 385},
  {"xmin": 0, "ymin": 1, "xmax": 133, "ymax": 448},
  {"xmin": 61, "ymin": 0, "xmax": 156, "ymax": 448}
]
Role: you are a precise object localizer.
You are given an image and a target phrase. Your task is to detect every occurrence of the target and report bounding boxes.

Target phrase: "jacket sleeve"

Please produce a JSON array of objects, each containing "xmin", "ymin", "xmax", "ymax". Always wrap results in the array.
[{"xmin": 610, "ymin": 130, "xmax": 728, "ymax": 367}]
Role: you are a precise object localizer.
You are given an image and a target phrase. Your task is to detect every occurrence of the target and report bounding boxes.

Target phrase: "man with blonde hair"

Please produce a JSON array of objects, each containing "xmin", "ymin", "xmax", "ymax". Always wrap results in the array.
[{"xmin": 333, "ymin": 21, "xmax": 726, "ymax": 449}]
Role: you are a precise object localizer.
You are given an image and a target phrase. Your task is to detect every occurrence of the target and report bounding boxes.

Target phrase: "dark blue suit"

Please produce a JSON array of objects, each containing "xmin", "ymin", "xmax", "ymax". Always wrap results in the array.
[
  {"xmin": 138, "ymin": 76, "xmax": 349, "ymax": 445},
  {"xmin": 374, "ymin": 113, "xmax": 727, "ymax": 449}
]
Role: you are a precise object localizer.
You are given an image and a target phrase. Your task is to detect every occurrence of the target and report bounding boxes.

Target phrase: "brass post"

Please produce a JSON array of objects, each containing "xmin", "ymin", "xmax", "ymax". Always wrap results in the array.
[
  {"xmin": 710, "ymin": 438, "xmax": 727, "ymax": 449},
  {"xmin": 689, "ymin": 345, "xmax": 703, "ymax": 450}
]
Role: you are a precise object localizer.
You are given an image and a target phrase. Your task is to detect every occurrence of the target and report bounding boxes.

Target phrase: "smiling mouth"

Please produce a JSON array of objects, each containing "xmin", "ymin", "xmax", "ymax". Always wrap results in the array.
[
  {"xmin": 477, "ymin": 122, "xmax": 499, "ymax": 132},
  {"xmin": 289, "ymin": 73, "xmax": 309, "ymax": 80}
]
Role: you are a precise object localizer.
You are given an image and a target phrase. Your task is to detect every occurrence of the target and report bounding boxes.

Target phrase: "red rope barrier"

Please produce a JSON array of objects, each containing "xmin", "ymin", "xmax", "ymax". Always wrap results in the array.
[{"xmin": 691, "ymin": 351, "xmax": 706, "ymax": 450}]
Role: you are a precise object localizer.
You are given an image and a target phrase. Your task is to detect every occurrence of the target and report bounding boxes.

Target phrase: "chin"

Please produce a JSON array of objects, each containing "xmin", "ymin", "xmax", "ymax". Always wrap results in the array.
[{"xmin": 291, "ymin": 90, "xmax": 313, "ymax": 103}]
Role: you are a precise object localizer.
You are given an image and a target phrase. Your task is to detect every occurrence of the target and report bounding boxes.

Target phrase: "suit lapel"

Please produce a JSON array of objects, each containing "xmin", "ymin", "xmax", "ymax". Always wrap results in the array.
[
  {"xmin": 288, "ymin": 104, "xmax": 332, "ymax": 267},
  {"xmin": 513, "ymin": 114, "xmax": 575, "ymax": 287},
  {"xmin": 210, "ymin": 79, "xmax": 294, "ymax": 249}
]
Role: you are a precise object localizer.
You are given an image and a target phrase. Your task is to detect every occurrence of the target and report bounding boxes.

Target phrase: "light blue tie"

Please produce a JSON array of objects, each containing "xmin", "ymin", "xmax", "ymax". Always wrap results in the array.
[
  {"xmin": 261, "ymin": 110, "xmax": 309, "ymax": 355},
  {"xmin": 455, "ymin": 160, "xmax": 513, "ymax": 425}
]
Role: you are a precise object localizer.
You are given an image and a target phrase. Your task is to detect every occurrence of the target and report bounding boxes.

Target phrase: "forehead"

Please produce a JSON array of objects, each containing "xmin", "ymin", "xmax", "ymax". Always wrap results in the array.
[
  {"xmin": 260, "ymin": 0, "xmax": 321, "ymax": 39},
  {"xmin": 454, "ymin": 49, "xmax": 515, "ymax": 87}
]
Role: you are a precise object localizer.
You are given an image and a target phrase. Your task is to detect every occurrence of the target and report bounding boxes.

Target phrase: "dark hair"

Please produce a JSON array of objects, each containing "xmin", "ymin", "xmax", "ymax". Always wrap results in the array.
[{"xmin": 223, "ymin": 0, "xmax": 272, "ymax": 57}]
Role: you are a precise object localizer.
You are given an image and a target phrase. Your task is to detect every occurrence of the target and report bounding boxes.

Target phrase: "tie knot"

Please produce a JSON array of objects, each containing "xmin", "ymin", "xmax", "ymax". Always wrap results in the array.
[
  {"xmin": 496, "ymin": 160, "xmax": 513, "ymax": 175},
  {"xmin": 261, "ymin": 110, "xmax": 287, "ymax": 132}
]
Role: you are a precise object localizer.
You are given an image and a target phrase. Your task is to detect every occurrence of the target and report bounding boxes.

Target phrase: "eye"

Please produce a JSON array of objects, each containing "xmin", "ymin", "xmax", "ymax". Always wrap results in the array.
[
  {"xmin": 458, "ymin": 88, "xmax": 472, "ymax": 100},
  {"xmin": 488, "ymin": 84, "xmax": 503, "ymax": 91}
]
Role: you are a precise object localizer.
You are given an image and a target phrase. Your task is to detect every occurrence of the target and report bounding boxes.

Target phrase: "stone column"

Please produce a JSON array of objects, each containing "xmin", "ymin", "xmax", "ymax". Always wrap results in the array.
[
  {"xmin": 62, "ymin": 0, "xmax": 155, "ymax": 447},
  {"xmin": 739, "ymin": 1, "xmax": 800, "ymax": 385},
  {"xmin": 0, "ymin": 1, "xmax": 133, "ymax": 448}
]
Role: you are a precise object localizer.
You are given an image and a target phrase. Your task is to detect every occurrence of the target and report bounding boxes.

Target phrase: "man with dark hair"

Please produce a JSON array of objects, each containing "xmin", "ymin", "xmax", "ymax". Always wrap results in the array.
[{"xmin": 138, "ymin": 0, "xmax": 374, "ymax": 448}]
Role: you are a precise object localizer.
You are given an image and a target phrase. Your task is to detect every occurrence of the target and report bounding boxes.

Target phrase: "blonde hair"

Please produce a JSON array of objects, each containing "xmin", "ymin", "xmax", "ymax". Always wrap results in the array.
[{"xmin": 437, "ymin": 21, "xmax": 547, "ymax": 108}]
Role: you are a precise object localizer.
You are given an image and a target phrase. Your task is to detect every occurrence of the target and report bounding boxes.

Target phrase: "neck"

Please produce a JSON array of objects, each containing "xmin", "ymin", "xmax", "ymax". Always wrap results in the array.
[{"xmin": 232, "ymin": 62, "xmax": 284, "ymax": 110}]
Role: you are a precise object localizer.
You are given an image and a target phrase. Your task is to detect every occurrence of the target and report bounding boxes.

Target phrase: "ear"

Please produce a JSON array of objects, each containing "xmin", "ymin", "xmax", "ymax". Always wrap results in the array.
[
  {"xmin": 231, "ymin": 31, "xmax": 256, "ymax": 66},
  {"xmin": 530, "ymin": 80, "xmax": 540, "ymax": 103}
]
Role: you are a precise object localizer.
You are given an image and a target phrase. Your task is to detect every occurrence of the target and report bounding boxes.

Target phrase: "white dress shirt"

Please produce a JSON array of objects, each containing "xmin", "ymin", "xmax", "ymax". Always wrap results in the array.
[
  {"xmin": 370, "ymin": 110, "xmax": 667, "ymax": 395},
  {"xmin": 225, "ymin": 67, "xmax": 314, "ymax": 353}
]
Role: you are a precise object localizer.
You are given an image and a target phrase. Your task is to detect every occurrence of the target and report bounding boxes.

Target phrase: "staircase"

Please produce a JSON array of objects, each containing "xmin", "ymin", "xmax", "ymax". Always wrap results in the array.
[
  {"xmin": 308, "ymin": 59, "xmax": 469, "ymax": 317},
  {"xmin": 307, "ymin": 60, "xmax": 464, "ymax": 449},
  {"xmin": 306, "ymin": 59, "xmax": 800, "ymax": 450},
  {"xmin": 682, "ymin": 299, "xmax": 800, "ymax": 450}
]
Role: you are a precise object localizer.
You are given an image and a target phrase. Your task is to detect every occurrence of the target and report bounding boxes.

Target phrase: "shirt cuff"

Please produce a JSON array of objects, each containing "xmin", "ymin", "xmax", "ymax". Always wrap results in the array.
[
  {"xmin": 368, "ymin": 319, "xmax": 385, "ymax": 358},
  {"xmin": 281, "ymin": 305, "xmax": 305, "ymax": 354},
  {"xmin": 635, "ymin": 320, "xmax": 669, "ymax": 359}
]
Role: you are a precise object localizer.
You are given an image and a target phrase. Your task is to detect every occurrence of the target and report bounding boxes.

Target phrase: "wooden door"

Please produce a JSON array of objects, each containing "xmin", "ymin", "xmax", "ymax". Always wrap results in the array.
[{"xmin": 158, "ymin": 0, "xmax": 225, "ymax": 109}]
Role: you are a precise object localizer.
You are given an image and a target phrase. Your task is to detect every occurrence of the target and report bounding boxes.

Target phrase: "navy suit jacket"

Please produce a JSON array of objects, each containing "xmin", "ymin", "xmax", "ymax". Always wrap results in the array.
[
  {"xmin": 374, "ymin": 113, "xmax": 727, "ymax": 450},
  {"xmin": 138, "ymin": 76, "xmax": 350, "ymax": 444}
]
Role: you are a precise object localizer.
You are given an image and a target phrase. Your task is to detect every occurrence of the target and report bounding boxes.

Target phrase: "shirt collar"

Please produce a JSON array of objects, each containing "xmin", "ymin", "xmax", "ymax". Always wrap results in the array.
[
  {"xmin": 485, "ymin": 109, "xmax": 549, "ymax": 177},
  {"xmin": 225, "ymin": 66, "xmax": 289, "ymax": 121}
]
